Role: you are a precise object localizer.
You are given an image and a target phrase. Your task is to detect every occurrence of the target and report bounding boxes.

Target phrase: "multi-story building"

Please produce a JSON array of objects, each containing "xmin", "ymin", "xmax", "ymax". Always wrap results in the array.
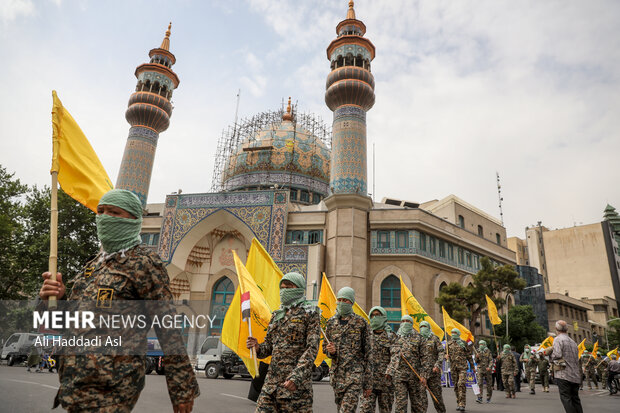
[
  {"xmin": 546, "ymin": 293, "xmax": 593, "ymax": 342},
  {"xmin": 514, "ymin": 265, "xmax": 548, "ymax": 332}
]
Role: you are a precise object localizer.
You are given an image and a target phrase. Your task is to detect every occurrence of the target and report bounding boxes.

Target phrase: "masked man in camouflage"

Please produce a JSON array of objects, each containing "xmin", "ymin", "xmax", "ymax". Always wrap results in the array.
[
  {"xmin": 500, "ymin": 344, "xmax": 518, "ymax": 399},
  {"xmin": 597, "ymin": 353, "xmax": 608, "ymax": 389},
  {"xmin": 418, "ymin": 320, "xmax": 446, "ymax": 413},
  {"xmin": 446, "ymin": 328, "xmax": 473, "ymax": 411},
  {"xmin": 359, "ymin": 306, "xmax": 397, "ymax": 413},
  {"xmin": 520, "ymin": 345, "xmax": 538, "ymax": 394},
  {"xmin": 537, "ymin": 353, "xmax": 550, "ymax": 392},
  {"xmin": 475, "ymin": 340, "xmax": 493, "ymax": 403},
  {"xmin": 581, "ymin": 350, "xmax": 598, "ymax": 389},
  {"xmin": 39, "ymin": 189, "xmax": 199, "ymax": 413},
  {"xmin": 324, "ymin": 287, "xmax": 371, "ymax": 413},
  {"xmin": 246, "ymin": 272, "xmax": 320, "ymax": 413},
  {"xmin": 386, "ymin": 315, "xmax": 423, "ymax": 413}
]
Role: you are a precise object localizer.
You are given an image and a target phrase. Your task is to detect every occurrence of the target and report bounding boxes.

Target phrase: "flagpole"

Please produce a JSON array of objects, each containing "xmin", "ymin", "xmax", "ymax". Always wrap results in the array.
[
  {"xmin": 49, "ymin": 170, "xmax": 58, "ymax": 309},
  {"xmin": 247, "ymin": 317, "xmax": 259, "ymax": 374},
  {"xmin": 491, "ymin": 322, "xmax": 499, "ymax": 355}
]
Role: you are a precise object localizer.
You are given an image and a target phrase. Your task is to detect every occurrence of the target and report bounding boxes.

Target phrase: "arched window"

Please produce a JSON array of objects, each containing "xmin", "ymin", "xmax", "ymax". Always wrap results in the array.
[
  {"xmin": 209, "ymin": 277, "xmax": 235, "ymax": 334},
  {"xmin": 439, "ymin": 281, "xmax": 448, "ymax": 292},
  {"xmin": 381, "ymin": 275, "xmax": 401, "ymax": 308},
  {"xmin": 478, "ymin": 225, "xmax": 484, "ymax": 237},
  {"xmin": 292, "ymin": 231, "xmax": 304, "ymax": 244},
  {"xmin": 308, "ymin": 230, "xmax": 321, "ymax": 244},
  {"xmin": 458, "ymin": 215, "xmax": 465, "ymax": 229}
]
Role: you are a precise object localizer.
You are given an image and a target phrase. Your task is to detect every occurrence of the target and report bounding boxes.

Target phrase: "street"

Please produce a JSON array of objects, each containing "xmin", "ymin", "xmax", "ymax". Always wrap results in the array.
[{"xmin": 0, "ymin": 364, "xmax": 617, "ymax": 412}]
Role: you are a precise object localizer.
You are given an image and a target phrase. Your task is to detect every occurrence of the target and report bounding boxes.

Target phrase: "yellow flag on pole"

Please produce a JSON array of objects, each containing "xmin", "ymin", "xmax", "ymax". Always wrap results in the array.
[
  {"xmin": 442, "ymin": 306, "xmax": 475, "ymax": 344},
  {"xmin": 607, "ymin": 347, "xmax": 618, "ymax": 358},
  {"xmin": 540, "ymin": 336, "xmax": 554, "ymax": 350},
  {"xmin": 592, "ymin": 341, "xmax": 598, "ymax": 359},
  {"xmin": 577, "ymin": 339, "xmax": 586, "ymax": 358},
  {"xmin": 400, "ymin": 276, "xmax": 443, "ymax": 338},
  {"xmin": 485, "ymin": 294, "xmax": 502, "ymax": 325},
  {"xmin": 221, "ymin": 239, "xmax": 283, "ymax": 377},
  {"xmin": 51, "ymin": 91, "xmax": 113, "ymax": 212}
]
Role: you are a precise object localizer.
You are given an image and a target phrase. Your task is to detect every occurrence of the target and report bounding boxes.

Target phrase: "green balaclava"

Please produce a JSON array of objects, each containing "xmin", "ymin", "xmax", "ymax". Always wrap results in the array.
[
  {"xmin": 503, "ymin": 344, "xmax": 511, "ymax": 354},
  {"xmin": 273, "ymin": 272, "xmax": 307, "ymax": 322},
  {"xmin": 336, "ymin": 287, "xmax": 355, "ymax": 317},
  {"xmin": 419, "ymin": 320, "xmax": 432, "ymax": 339},
  {"xmin": 479, "ymin": 340, "xmax": 487, "ymax": 351},
  {"xmin": 96, "ymin": 189, "xmax": 143, "ymax": 254},
  {"xmin": 369, "ymin": 306, "xmax": 388, "ymax": 331},
  {"xmin": 451, "ymin": 328, "xmax": 465, "ymax": 348},
  {"xmin": 398, "ymin": 315, "xmax": 414, "ymax": 336}
]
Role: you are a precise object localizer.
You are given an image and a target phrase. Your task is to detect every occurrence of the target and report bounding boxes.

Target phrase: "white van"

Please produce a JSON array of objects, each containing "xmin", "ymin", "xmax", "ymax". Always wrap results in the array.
[{"xmin": 1, "ymin": 333, "xmax": 43, "ymax": 366}]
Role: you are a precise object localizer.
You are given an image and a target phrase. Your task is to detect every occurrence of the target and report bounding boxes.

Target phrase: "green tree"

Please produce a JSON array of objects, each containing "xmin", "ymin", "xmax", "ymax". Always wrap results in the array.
[
  {"xmin": 608, "ymin": 319, "xmax": 620, "ymax": 350},
  {"xmin": 435, "ymin": 257, "xmax": 526, "ymax": 334},
  {"xmin": 494, "ymin": 305, "xmax": 547, "ymax": 350}
]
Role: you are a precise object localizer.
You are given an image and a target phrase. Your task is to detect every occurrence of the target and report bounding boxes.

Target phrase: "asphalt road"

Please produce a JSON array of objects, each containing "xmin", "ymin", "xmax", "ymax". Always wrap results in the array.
[{"xmin": 0, "ymin": 363, "xmax": 618, "ymax": 412}]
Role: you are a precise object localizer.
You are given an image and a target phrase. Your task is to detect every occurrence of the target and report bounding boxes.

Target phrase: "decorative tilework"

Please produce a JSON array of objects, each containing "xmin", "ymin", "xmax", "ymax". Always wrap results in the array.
[
  {"xmin": 283, "ymin": 245, "xmax": 308, "ymax": 262},
  {"xmin": 334, "ymin": 106, "xmax": 366, "ymax": 121},
  {"xmin": 330, "ymin": 45, "xmax": 371, "ymax": 62},
  {"xmin": 330, "ymin": 108, "xmax": 367, "ymax": 194},
  {"xmin": 268, "ymin": 191, "xmax": 288, "ymax": 260},
  {"xmin": 276, "ymin": 262, "xmax": 307, "ymax": 278},
  {"xmin": 116, "ymin": 127, "xmax": 159, "ymax": 206},
  {"xmin": 222, "ymin": 172, "xmax": 329, "ymax": 196}
]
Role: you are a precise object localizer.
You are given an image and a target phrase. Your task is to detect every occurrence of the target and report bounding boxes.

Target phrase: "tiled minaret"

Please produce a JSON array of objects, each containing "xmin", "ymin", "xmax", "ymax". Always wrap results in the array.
[
  {"xmin": 116, "ymin": 23, "xmax": 180, "ymax": 206},
  {"xmin": 324, "ymin": 1, "xmax": 375, "ymax": 307}
]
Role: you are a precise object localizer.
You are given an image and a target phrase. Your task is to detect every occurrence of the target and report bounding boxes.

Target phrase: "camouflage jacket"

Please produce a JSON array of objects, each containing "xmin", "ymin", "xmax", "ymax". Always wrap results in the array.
[
  {"xmin": 55, "ymin": 245, "xmax": 199, "ymax": 409},
  {"xmin": 500, "ymin": 352, "xmax": 518, "ymax": 376},
  {"xmin": 324, "ymin": 313, "xmax": 372, "ymax": 391},
  {"xmin": 581, "ymin": 354, "xmax": 595, "ymax": 371},
  {"xmin": 419, "ymin": 334, "xmax": 445, "ymax": 379},
  {"xmin": 447, "ymin": 340, "xmax": 473, "ymax": 370},
  {"xmin": 256, "ymin": 301, "xmax": 320, "ymax": 399},
  {"xmin": 538, "ymin": 357, "xmax": 550, "ymax": 374},
  {"xmin": 367, "ymin": 328, "xmax": 398, "ymax": 391},
  {"xmin": 476, "ymin": 347, "xmax": 493, "ymax": 371},
  {"xmin": 597, "ymin": 359, "xmax": 609, "ymax": 373},
  {"xmin": 386, "ymin": 331, "xmax": 422, "ymax": 381},
  {"xmin": 523, "ymin": 355, "xmax": 538, "ymax": 370}
]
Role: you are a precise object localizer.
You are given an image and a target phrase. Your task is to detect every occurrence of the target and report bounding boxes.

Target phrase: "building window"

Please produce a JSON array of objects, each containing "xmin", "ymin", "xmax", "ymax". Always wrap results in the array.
[
  {"xmin": 210, "ymin": 277, "xmax": 235, "ymax": 334},
  {"xmin": 458, "ymin": 215, "xmax": 465, "ymax": 229},
  {"xmin": 311, "ymin": 193, "xmax": 321, "ymax": 204},
  {"xmin": 559, "ymin": 305, "xmax": 563, "ymax": 316},
  {"xmin": 299, "ymin": 190, "xmax": 310, "ymax": 203},
  {"xmin": 439, "ymin": 240, "xmax": 446, "ymax": 258},
  {"xmin": 381, "ymin": 275, "xmax": 401, "ymax": 308},
  {"xmin": 289, "ymin": 188, "xmax": 298, "ymax": 201},
  {"xmin": 478, "ymin": 225, "xmax": 484, "ymax": 237},
  {"xmin": 429, "ymin": 237, "xmax": 436, "ymax": 255},
  {"xmin": 448, "ymin": 244, "xmax": 454, "ymax": 261},
  {"xmin": 377, "ymin": 231, "xmax": 390, "ymax": 248},
  {"xmin": 458, "ymin": 247, "xmax": 464, "ymax": 265},
  {"xmin": 496, "ymin": 233, "xmax": 501, "ymax": 245},
  {"xmin": 308, "ymin": 230, "xmax": 322, "ymax": 244},
  {"xmin": 291, "ymin": 231, "xmax": 304, "ymax": 244},
  {"xmin": 396, "ymin": 231, "xmax": 408, "ymax": 248},
  {"xmin": 474, "ymin": 255, "xmax": 480, "ymax": 269},
  {"xmin": 419, "ymin": 233, "xmax": 427, "ymax": 251},
  {"xmin": 466, "ymin": 251, "xmax": 472, "ymax": 267}
]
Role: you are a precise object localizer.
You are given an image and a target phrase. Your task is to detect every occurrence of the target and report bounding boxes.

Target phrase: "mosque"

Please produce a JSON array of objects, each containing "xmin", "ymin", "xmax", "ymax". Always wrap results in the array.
[{"xmin": 115, "ymin": 2, "xmax": 517, "ymax": 334}]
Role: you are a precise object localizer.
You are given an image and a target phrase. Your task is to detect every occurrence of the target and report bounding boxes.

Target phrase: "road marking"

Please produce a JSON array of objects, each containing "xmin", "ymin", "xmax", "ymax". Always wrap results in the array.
[
  {"xmin": 2, "ymin": 378, "xmax": 59, "ymax": 390},
  {"xmin": 221, "ymin": 393, "xmax": 254, "ymax": 402}
]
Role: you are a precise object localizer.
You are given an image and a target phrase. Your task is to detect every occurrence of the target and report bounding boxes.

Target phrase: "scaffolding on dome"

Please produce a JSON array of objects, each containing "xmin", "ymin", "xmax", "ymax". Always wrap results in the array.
[{"xmin": 210, "ymin": 102, "xmax": 331, "ymax": 193}]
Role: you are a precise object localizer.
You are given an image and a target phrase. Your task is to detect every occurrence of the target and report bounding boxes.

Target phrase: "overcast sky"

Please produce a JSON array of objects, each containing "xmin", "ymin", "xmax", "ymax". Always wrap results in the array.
[{"xmin": 1, "ymin": 0, "xmax": 619, "ymax": 238}]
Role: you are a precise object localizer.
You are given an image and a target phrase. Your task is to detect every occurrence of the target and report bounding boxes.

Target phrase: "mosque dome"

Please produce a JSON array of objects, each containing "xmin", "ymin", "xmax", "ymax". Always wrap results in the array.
[{"xmin": 221, "ymin": 99, "xmax": 331, "ymax": 204}]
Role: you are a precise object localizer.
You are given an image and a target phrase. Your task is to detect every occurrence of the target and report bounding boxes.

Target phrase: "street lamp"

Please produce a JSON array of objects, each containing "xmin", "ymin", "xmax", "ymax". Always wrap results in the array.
[{"xmin": 506, "ymin": 284, "xmax": 542, "ymax": 338}]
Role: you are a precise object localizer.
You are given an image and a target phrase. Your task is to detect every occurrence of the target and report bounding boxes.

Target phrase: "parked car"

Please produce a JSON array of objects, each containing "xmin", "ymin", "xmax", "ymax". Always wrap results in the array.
[
  {"xmin": 195, "ymin": 336, "xmax": 250, "ymax": 379},
  {"xmin": 1, "ymin": 333, "xmax": 43, "ymax": 366}
]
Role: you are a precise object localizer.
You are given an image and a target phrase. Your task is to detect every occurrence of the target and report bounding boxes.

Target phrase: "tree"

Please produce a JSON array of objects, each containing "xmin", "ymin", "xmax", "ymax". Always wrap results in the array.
[
  {"xmin": 435, "ymin": 257, "xmax": 526, "ymax": 334},
  {"xmin": 608, "ymin": 319, "xmax": 620, "ymax": 350},
  {"xmin": 494, "ymin": 305, "xmax": 547, "ymax": 350}
]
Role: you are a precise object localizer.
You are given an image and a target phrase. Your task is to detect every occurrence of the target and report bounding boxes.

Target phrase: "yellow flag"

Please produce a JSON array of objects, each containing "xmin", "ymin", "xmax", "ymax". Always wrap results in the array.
[
  {"xmin": 442, "ymin": 306, "xmax": 475, "ymax": 343},
  {"xmin": 577, "ymin": 339, "xmax": 586, "ymax": 358},
  {"xmin": 221, "ymin": 239, "xmax": 283, "ymax": 377},
  {"xmin": 485, "ymin": 295, "xmax": 502, "ymax": 325},
  {"xmin": 400, "ymin": 277, "xmax": 443, "ymax": 338},
  {"xmin": 540, "ymin": 336, "xmax": 554, "ymax": 349},
  {"xmin": 592, "ymin": 341, "xmax": 598, "ymax": 359},
  {"xmin": 51, "ymin": 91, "xmax": 113, "ymax": 212},
  {"xmin": 607, "ymin": 347, "xmax": 618, "ymax": 358}
]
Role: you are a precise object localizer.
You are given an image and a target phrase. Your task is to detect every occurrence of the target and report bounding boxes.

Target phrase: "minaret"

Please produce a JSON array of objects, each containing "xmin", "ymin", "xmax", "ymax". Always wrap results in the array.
[
  {"xmin": 116, "ymin": 23, "xmax": 180, "ymax": 206},
  {"xmin": 323, "ymin": 1, "xmax": 375, "ymax": 307}
]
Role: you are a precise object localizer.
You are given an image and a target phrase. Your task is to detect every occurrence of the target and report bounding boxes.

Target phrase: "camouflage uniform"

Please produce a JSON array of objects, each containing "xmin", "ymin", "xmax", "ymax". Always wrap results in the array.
[
  {"xmin": 419, "ymin": 333, "xmax": 446, "ymax": 413},
  {"xmin": 538, "ymin": 356, "xmax": 550, "ymax": 391},
  {"xmin": 324, "ymin": 313, "xmax": 371, "ymax": 413},
  {"xmin": 359, "ymin": 328, "xmax": 397, "ymax": 413},
  {"xmin": 386, "ymin": 331, "xmax": 424, "ymax": 413},
  {"xmin": 500, "ymin": 351, "xmax": 518, "ymax": 397},
  {"xmin": 475, "ymin": 347, "xmax": 493, "ymax": 401},
  {"xmin": 255, "ymin": 301, "xmax": 321, "ymax": 413},
  {"xmin": 447, "ymin": 340, "xmax": 474, "ymax": 409},
  {"xmin": 598, "ymin": 358, "xmax": 609, "ymax": 389},
  {"xmin": 522, "ymin": 355, "xmax": 538, "ymax": 391},
  {"xmin": 581, "ymin": 353, "xmax": 598, "ymax": 388},
  {"xmin": 54, "ymin": 245, "xmax": 199, "ymax": 411}
]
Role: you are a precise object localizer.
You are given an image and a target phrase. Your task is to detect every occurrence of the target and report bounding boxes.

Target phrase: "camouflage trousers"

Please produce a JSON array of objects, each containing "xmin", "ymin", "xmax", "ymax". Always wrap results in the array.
[
  {"xmin": 65, "ymin": 392, "xmax": 140, "ymax": 412},
  {"xmin": 600, "ymin": 370, "xmax": 608, "ymax": 388},
  {"xmin": 476, "ymin": 369, "xmax": 493, "ymax": 399},
  {"xmin": 358, "ymin": 389, "xmax": 394, "ymax": 413},
  {"xmin": 527, "ymin": 367, "xmax": 537, "ymax": 390},
  {"xmin": 451, "ymin": 366, "xmax": 468, "ymax": 408},
  {"xmin": 333, "ymin": 381, "xmax": 362, "ymax": 413},
  {"xmin": 502, "ymin": 374, "xmax": 515, "ymax": 396},
  {"xmin": 393, "ymin": 379, "xmax": 423, "ymax": 413},
  {"xmin": 540, "ymin": 372, "xmax": 549, "ymax": 388},
  {"xmin": 422, "ymin": 372, "xmax": 446, "ymax": 413},
  {"xmin": 256, "ymin": 392, "xmax": 312, "ymax": 413},
  {"xmin": 585, "ymin": 368, "xmax": 598, "ymax": 387}
]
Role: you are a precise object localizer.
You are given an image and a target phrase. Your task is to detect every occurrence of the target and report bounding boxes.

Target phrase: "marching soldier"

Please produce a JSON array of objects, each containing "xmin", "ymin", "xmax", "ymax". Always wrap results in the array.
[
  {"xmin": 39, "ymin": 189, "xmax": 199, "ymax": 412},
  {"xmin": 247, "ymin": 272, "xmax": 320, "ymax": 413},
  {"xmin": 446, "ymin": 328, "xmax": 474, "ymax": 411},
  {"xmin": 359, "ymin": 306, "xmax": 397, "ymax": 413},
  {"xmin": 324, "ymin": 287, "xmax": 371, "ymax": 413},
  {"xmin": 537, "ymin": 353, "xmax": 550, "ymax": 392},
  {"xmin": 386, "ymin": 315, "xmax": 423, "ymax": 413},
  {"xmin": 500, "ymin": 344, "xmax": 518, "ymax": 399},
  {"xmin": 597, "ymin": 353, "xmax": 609, "ymax": 389},
  {"xmin": 418, "ymin": 320, "xmax": 446, "ymax": 413},
  {"xmin": 520, "ymin": 345, "xmax": 538, "ymax": 394},
  {"xmin": 581, "ymin": 350, "xmax": 598, "ymax": 389},
  {"xmin": 475, "ymin": 340, "xmax": 493, "ymax": 403}
]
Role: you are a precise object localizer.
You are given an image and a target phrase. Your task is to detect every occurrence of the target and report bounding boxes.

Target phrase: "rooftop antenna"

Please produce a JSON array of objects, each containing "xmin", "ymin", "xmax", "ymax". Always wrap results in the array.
[{"xmin": 496, "ymin": 171, "xmax": 504, "ymax": 226}]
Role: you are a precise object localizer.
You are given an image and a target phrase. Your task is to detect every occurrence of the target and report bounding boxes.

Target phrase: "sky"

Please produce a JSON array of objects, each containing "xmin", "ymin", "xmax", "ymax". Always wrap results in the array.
[{"xmin": 1, "ymin": 0, "xmax": 619, "ymax": 238}]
